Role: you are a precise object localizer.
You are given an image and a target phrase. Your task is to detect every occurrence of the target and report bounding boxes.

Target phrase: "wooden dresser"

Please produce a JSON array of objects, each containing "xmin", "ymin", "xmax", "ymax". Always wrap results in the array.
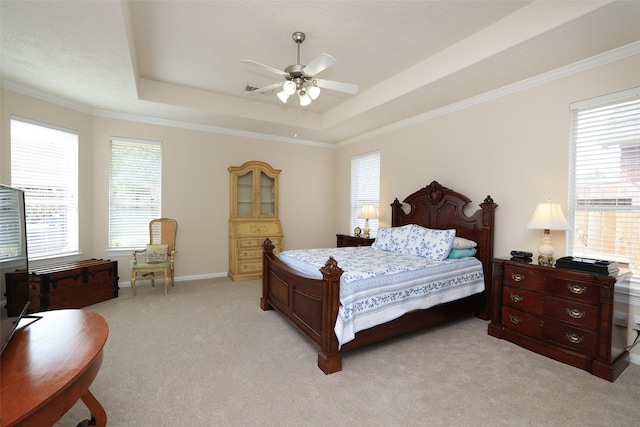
[
  {"xmin": 228, "ymin": 161, "xmax": 283, "ymax": 281},
  {"xmin": 488, "ymin": 258, "xmax": 631, "ymax": 381}
]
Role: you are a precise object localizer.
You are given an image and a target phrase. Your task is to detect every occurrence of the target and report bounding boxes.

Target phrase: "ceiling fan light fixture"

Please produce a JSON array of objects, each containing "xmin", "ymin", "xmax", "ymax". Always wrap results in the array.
[
  {"xmin": 298, "ymin": 90, "xmax": 312, "ymax": 106},
  {"xmin": 307, "ymin": 84, "xmax": 321, "ymax": 100},
  {"xmin": 277, "ymin": 91, "xmax": 289, "ymax": 103},
  {"xmin": 283, "ymin": 80, "xmax": 297, "ymax": 96}
]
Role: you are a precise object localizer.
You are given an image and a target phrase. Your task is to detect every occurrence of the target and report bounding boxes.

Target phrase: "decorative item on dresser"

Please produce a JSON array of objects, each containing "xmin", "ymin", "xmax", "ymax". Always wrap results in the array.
[
  {"xmin": 526, "ymin": 200, "xmax": 570, "ymax": 267},
  {"xmin": 357, "ymin": 204, "xmax": 378, "ymax": 238},
  {"xmin": 228, "ymin": 161, "xmax": 283, "ymax": 281},
  {"xmin": 488, "ymin": 258, "xmax": 632, "ymax": 381},
  {"xmin": 261, "ymin": 180, "xmax": 497, "ymax": 374},
  {"xmin": 336, "ymin": 234, "xmax": 375, "ymax": 248}
]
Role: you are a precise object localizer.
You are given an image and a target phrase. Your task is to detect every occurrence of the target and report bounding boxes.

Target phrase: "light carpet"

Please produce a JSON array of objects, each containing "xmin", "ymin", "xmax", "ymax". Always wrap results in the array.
[{"xmin": 55, "ymin": 278, "xmax": 640, "ymax": 426}]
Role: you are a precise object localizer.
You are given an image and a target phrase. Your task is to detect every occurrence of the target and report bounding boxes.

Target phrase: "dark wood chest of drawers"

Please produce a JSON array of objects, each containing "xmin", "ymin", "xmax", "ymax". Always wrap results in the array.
[
  {"xmin": 488, "ymin": 259, "xmax": 631, "ymax": 381},
  {"xmin": 6, "ymin": 259, "xmax": 119, "ymax": 314}
]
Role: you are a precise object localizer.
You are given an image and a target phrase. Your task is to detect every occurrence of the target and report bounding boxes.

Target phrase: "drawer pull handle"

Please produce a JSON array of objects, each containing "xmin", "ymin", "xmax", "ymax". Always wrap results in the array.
[
  {"xmin": 567, "ymin": 308, "xmax": 586, "ymax": 319},
  {"xmin": 565, "ymin": 333, "xmax": 584, "ymax": 344},
  {"xmin": 567, "ymin": 284, "xmax": 587, "ymax": 295},
  {"xmin": 510, "ymin": 294, "xmax": 523, "ymax": 303},
  {"xmin": 511, "ymin": 273, "xmax": 524, "ymax": 282},
  {"xmin": 509, "ymin": 314, "xmax": 522, "ymax": 324}
]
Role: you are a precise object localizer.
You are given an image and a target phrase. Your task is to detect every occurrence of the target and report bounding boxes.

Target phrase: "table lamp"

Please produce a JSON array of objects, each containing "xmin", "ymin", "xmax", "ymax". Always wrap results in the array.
[
  {"xmin": 358, "ymin": 204, "xmax": 378, "ymax": 238},
  {"xmin": 526, "ymin": 199, "xmax": 570, "ymax": 267}
]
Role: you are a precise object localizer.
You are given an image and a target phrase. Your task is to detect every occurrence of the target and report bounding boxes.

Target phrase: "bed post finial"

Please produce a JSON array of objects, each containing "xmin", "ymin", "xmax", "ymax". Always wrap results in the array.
[
  {"xmin": 262, "ymin": 238, "xmax": 274, "ymax": 254},
  {"xmin": 320, "ymin": 256, "xmax": 344, "ymax": 277}
]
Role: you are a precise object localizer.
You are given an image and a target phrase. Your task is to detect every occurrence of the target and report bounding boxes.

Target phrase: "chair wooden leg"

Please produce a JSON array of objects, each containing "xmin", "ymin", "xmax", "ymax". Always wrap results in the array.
[
  {"xmin": 164, "ymin": 270, "xmax": 169, "ymax": 295},
  {"xmin": 130, "ymin": 274, "xmax": 137, "ymax": 296}
]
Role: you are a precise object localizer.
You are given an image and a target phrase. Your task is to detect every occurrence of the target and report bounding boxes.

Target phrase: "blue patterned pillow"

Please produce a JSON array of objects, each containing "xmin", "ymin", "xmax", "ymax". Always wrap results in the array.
[
  {"xmin": 371, "ymin": 224, "xmax": 414, "ymax": 253},
  {"xmin": 404, "ymin": 226, "xmax": 456, "ymax": 261}
]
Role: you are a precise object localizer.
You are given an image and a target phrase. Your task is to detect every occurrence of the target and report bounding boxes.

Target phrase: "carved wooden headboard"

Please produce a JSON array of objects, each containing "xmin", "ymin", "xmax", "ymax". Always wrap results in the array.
[{"xmin": 391, "ymin": 180, "xmax": 498, "ymax": 318}]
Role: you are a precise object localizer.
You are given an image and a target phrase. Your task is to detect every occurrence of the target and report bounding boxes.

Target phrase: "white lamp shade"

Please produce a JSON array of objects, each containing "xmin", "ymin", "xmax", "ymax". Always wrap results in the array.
[
  {"xmin": 358, "ymin": 204, "xmax": 378, "ymax": 219},
  {"xmin": 277, "ymin": 91, "xmax": 290, "ymax": 103},
  {"xmin": 298, "ymin": 91, "xmax": 312, "ymax": 106},
  {"xmin": 283, "ymin": 81, "xmax": 297, "ymax": 95},
  {"xmin": 527, "ymin": 200, "xmax": 570, "ymax": 230},
  {"xmin": 307, "ymin": 85, "xmax": 321, "ymax": 100}
]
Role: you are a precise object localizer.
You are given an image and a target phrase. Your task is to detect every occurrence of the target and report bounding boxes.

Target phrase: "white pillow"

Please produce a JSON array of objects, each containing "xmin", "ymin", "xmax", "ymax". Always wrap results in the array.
[
  {"xmin": 146, "ymin": 244, "xmax": 168, "ymax": 263},
  {"xmin": 452, "ymin": 237, "xmax": 477, "ymax": 249},
  {"xmin": 371, "ymin": 224, "xmax": 414, "ymax": 253},
  {"xmin": 404, "ymin": 226, "xmax": 456, "ymax": 260}
]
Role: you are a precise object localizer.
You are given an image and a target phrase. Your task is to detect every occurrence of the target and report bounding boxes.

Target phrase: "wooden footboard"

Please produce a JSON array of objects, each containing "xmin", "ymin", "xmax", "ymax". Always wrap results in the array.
[{"xmin": 261, "ymin": 238, "xmax": 344, "ymax": 374}]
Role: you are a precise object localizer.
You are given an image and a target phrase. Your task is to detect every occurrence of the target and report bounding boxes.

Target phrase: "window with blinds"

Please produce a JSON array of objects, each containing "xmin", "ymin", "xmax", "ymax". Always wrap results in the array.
[
  {"xmin": 568, "ymin": 87, "xmax": 640, "ymax": 281},
  {"xmin": 351, "ymin": 151, "xmax": 380, "ymax": 236},
  {"xmin": 109, "ymin": 138, "xmax": 162, "ymax": 249},
  {"xmin": 10, "ymin": 117, "xmax": 79, "ymax": 259}
]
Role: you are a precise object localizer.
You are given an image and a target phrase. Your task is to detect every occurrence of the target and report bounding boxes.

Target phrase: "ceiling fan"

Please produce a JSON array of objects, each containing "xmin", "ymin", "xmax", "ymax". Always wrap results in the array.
[{"xmin": 243, "ymin": 31, "xmax": 359, "ymax": 106}]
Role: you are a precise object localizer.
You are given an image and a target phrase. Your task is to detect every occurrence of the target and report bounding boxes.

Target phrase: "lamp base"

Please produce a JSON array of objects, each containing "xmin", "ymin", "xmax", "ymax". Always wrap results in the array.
[
  {"xmin": 538, "ymin": 254, "xmax": 554, "ymax": 267},
  {"xmin": 363, "ymin": 219, "xmax": 370, "ymax": 239}
]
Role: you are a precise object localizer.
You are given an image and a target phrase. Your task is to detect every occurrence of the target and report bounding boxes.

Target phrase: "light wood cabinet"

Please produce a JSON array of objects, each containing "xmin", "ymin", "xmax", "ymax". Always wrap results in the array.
[{"xmin": 228, "ymin": 161, "xmax": 283, "ymax": 281}]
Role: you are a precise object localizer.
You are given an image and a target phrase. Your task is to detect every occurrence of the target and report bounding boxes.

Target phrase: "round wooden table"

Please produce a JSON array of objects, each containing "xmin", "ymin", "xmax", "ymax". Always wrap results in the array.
[{"xmin": 1, "ymin": 309, "xmax": 109, "ymax": 427}]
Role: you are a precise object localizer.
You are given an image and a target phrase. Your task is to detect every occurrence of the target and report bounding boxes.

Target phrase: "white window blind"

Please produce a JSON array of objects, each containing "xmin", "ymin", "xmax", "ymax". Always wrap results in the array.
[
  {"xmin": 10, "ymin": 117, "xmax": 79, "ymax": 259},
  {"xmin": 0, "ymin": 186, "xmax": 25, "ymax": 261},
  {"xmin": 568, "ymin": 87, "xmax": 640, "ymax": 281},
  {"xmin": 351, "ymin": 151, "xmax": 380, "ymax": 236},
  {"xmin": 109, "ymin": 138, "xmax": 162, "ymax": 249}
]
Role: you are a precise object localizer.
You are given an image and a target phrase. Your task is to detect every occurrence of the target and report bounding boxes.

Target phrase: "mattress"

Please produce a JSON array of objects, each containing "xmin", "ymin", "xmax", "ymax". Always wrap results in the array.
[{"xmin": 278, "ymin": 247, "xmax": 485, "ymax": 347}]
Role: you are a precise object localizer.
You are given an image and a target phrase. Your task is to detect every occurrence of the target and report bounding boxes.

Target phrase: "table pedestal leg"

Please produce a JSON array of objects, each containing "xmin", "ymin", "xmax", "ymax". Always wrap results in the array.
[{"xmin": 76, "ymin": 389, "xmax": 106, "ymax": 427}]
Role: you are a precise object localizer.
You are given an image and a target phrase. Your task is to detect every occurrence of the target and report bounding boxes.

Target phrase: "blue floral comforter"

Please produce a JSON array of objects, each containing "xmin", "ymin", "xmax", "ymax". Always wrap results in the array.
[{"xmin": 277, "ymin": 247, "xmax": 485, "ymax": 347}]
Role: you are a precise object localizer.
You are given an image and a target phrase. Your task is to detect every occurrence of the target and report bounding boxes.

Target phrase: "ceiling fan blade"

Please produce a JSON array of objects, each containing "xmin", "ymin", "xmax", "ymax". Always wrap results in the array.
[
  {"xmin": 302, "ymin": 53, "xmax": 336, "ymax": 77},
  {"xmin": 246, "ymin": 82, "xmax": 283, "ymax": 95},
  {"xmin": 314, "ymin": 79, "xmax": 359, "ymax": 95},
  {"xmin": 242, "ymin": 60, "xmax": 288, "ymax": 78}
]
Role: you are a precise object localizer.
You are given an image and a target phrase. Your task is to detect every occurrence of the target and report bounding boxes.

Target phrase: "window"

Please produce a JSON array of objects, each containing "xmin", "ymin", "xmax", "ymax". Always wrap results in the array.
[
  {"xmin": 109, "ymin": 138, "xmax": 162, "ymax": 249},
  {"xmin": 10, "ymin": 117, "xmax": 79, "ymax": 259},
  {"xmin": 351, "ymin": 151, "xmax": 380, "ymax": 236},
  {"xmin": 568, "ymin": 87, "xmax": 640, "ymax": 281}
]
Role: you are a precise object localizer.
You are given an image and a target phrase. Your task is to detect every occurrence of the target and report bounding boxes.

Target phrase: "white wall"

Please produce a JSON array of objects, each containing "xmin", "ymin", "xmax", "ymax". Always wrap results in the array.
[
  {"xmin": 1, "ymin": 89, "xmax": 337, "ymax": 285},
  {"xmin": 2, "ymin": 52, "xmax": 640, "ymax": 360},
  {"xmin": 334, "ymin": 55, "xmax": 640, "ymax": 260}
]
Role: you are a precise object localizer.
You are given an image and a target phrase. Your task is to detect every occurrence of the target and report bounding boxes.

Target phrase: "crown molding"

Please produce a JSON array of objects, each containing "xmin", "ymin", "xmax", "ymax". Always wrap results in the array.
[
  {"xmin": 337, "ymin": 40, "xmax": 640, "ymax": 147},
  {"xmin": 3, "ymin": 41, "xmax": 639, "ymax": 149}
]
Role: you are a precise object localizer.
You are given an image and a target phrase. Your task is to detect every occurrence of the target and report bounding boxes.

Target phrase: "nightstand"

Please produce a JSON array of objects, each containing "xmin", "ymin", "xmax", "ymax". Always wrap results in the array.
[
  {"xmin": 336, "ymin": 234, "xmax": 375, "ymax": 247},
  {"xmin": 488, "ymin": 258, "xmax": 631, "ymax": 381}
]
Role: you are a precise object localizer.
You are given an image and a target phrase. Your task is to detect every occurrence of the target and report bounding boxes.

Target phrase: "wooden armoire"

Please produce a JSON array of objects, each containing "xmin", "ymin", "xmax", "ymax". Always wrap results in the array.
[{"xmin": 228, "ymin": 161, "xmax": 283, "ymax": 281}]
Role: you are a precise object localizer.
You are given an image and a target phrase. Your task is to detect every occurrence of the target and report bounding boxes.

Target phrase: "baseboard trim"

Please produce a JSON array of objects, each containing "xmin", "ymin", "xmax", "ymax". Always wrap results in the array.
[{"xmin": 117, "ymin": 272, "xmax": 229, "ymax": 288}]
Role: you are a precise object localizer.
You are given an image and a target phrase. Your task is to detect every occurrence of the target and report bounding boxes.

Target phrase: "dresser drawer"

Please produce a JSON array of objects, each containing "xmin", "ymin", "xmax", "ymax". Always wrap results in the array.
[
  {"xmin": 545, "ymin": 276, "xmax": 600, "ymax": 303},
  {"xmin": 238, "ymin": 248, "xmax": 262, "ymax": 260},
  {"xmin": 239, "ymin": 238, "xmax": 282, "ymax": 248},
  {"xmin": 503, "ymin": 266, "xmax": 545, "ymax": 292},
  {"xmin": 502, "ymin": 285, "xmax": 543, "ymax": 315},
  {"xmin": 543, "ymin": 296, "xmax": 599, "ymax": 330},
  {"xmin": 543, "ymin": 321, "xmax": 598, "ymax": 356},
  {"xmin": 237, "ymin": 261, "xmax": 263, "ymax": 275},
  {"xmin": 501, "ymin": 307, "xmax": 543, "ymax": 339}
]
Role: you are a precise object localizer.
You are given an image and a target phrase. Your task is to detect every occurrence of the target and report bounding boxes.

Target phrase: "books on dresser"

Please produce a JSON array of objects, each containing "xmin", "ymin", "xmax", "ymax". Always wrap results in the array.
[{"xmin": 555, "ymin": 256, "xmax": 619, "ymax": 276}]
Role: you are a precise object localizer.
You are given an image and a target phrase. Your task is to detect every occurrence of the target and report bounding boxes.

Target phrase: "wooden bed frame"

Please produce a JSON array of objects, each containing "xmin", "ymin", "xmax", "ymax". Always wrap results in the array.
[{"xmin": 260, "ymin": 180, "xmax": 498, "ymax": 374}]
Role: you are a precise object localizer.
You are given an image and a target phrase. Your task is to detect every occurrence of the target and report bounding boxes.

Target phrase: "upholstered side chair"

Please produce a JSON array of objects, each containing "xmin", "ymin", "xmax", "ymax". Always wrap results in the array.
[{"xmin": 131, "ymin": 218, "xmax": 177, "ymax": 295}]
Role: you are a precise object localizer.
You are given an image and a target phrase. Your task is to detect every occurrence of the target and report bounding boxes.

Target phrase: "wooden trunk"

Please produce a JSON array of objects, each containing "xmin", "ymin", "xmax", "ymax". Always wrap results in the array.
[
  {"xmin": 4, "ymin": 270, "xmax": 30, "ymax": 317},
  {"xmin": 27, "ymin": 259, "xmax": 119, "ymax": 312}
]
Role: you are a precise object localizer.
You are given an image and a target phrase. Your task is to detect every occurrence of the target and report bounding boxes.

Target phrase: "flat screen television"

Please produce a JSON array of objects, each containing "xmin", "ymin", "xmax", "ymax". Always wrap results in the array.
[{"xmin": 0, "ymin": 184, "xmax": 32, "ymax": 355}]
